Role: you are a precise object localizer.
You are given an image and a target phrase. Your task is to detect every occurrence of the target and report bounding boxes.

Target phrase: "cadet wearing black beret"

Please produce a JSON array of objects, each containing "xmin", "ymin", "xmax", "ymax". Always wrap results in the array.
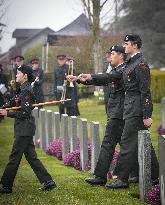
[
  {"xmin": 0, "ymin": 64, "xmax": 56, "ymax": 194},
  {"xmin": 17, "ymin": 65, "xmax": 34, "ymax": 82},
  {"xmin": 80, "ymin": 45, "xmax": 126, "ymax": 186},
  {"xmin": 106, "ymin": 35, "xmax": 159, "ymax": 189}
]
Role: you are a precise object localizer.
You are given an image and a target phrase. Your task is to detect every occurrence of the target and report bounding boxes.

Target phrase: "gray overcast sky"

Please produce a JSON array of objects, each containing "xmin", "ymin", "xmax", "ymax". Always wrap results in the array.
[{"xmin": 0, "ymin": 0, "xmax": 114, "ymax": 53}]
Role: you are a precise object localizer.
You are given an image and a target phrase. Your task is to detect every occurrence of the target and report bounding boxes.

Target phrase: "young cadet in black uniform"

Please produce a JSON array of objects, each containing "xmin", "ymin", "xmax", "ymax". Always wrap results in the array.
[
  {"xmin": 67, "ymin": 45, "xmax": 126, "ymax": 185},
  {"xmin": 0, "ymin": 65, "xmax": 56, "ymax": 194},
  {"xmin": 105, "ymin": 34, "xmax": 159, "ymax": 189}
]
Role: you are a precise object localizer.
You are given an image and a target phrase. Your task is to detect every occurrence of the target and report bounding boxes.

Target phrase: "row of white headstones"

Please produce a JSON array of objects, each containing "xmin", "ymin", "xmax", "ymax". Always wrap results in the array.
[{"xmin": 33, "ymin": 101, "xmax": 165, "ymax": 204}]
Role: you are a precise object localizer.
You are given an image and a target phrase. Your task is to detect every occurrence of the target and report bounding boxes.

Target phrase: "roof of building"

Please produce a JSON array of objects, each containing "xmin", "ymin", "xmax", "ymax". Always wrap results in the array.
[
  {"xmin": 12, "ymin": 29, "xmax": 42, "ymax": 38},
  {"xmin": 55, "ymin": 13, "xmax": 90, "ymax": 36},
  {"xmin": 48, "ymin": 13, "xmax": 90, "ymax": 44},
  {"xmin": 13, "ymin": 27, "xmax": 55, "ymax": 48}
]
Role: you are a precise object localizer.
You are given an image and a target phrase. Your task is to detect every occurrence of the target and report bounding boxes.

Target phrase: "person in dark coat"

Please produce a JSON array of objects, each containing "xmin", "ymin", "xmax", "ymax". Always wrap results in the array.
[
  {"xmin": 11, "ymin": 55, "xmax": 25, "ymax": 96},
  {"xmin": 67, "ymin": 45, "xmax": 126, "ymax": 185},
  {"xmin": 54, "ymin": 54, "xmax": 79, "ymax": 116},
  {"xmin": 30, "ymin": 58, "xmax": 44, "ymax": 104},
  {"xmin": 0, "ymin": 65, "xmax": 8, "ymax": 122},
  {"xmin": 105, "ymin": 34, "xmax": 159, "ymax": 189},
  {"xmin": 66, "ymin": 56, "xmax": 80, "ymax": 116},
  {"xmin": 0, "ymin": 65, "xmax": 56, "ymax": 194}
]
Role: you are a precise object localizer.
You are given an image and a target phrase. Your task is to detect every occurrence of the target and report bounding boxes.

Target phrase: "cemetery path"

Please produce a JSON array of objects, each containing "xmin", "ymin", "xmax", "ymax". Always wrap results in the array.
[{"xmin": 0, "ymin": 118, "xmax": 148, "ymax": 205}]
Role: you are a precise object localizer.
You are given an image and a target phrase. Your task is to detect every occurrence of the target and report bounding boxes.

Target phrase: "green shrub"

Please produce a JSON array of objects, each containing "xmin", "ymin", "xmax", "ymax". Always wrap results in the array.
[
  {"xmin": 43, "ymin": 70, "xmax": 165, "ymax": 103},
  {"xmin": 151, "ymin": 70, "xmax": 165, "ymax": 103},
  {"xmin": 77, "ymin": 84, "xmax": 94, "ymax": 98}
]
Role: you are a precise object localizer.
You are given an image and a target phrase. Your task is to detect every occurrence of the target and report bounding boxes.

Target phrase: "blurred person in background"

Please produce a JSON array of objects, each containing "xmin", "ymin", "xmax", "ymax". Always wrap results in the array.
[
  {"xmin": 54, "ymin": 54, "xmax": 79, "ymax": 116},
  {"xmin": 30, "ymin": 58, "xmax": 44, "ymax": 105},
  {"xmin": 0, "ymin": 64, "xmax": 8, "ymax": 122}
]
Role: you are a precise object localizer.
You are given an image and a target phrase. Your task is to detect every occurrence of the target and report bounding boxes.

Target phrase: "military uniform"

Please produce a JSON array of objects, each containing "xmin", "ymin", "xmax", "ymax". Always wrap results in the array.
[
  {"xmin": 90, "ymin": 63, "xmax": 125, "ymax": 179},
  {"xmin": 114, "ymin": 52, "xmax": 159, "ymax": 181},
  {"xmin": 32, "ymin": 68, "xmax": 44, "ymax": 104},
  {"xmin": 54, "ymin": 63, "xmax": 79, "ymax": 116},
  {"xmin": 80, "ymin": 45, "xmax": 126, "ymax": 183},
  {"xmin": 0, "ymin": 67, "xmax": 54, "ymax": 191}
]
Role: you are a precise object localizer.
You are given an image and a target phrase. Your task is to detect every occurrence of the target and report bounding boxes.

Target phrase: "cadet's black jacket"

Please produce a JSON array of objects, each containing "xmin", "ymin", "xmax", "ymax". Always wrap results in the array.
[
  {"xmin": 102, "ymin": 62, "xmax": 111, "ymax": 104},
  {"xmin": 123, "ymin": 53, "xmax": 153, "ymax": 120},
  {"xmin": 80, "ymin": 63, "xmax": 125, "ymax": 119},
  {"xmin": 4, "ymin": 81, "xmax": 36, "ymax": 137}
]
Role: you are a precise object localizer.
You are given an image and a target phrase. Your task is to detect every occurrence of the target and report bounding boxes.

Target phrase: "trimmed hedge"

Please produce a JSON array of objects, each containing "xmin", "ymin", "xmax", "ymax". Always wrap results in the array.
[
  {"xmin": 43, "ymin": 70, "xmax": 165, "ymax": 102},
  {"xmin": 151, "ymin": 70, "xmax": 165, "ymax": 103}
]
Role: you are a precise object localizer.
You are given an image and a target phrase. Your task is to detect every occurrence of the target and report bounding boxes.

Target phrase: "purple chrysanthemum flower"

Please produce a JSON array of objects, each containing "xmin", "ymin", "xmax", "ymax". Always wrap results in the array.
[{"xmin": 147, "ymin": 184, "xmax": 161, "ymax": 205}]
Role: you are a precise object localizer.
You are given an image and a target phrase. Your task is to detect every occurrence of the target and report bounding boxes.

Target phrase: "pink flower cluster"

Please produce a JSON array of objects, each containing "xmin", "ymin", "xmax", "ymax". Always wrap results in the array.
[
  {"xmin": 46, "ymin": 138, "xmax": 119, "ymax": 175},
  {"xmin": 63, "ymin": 144, "xmax": 92, "ymax": 170},
  {"xmin": 147, "ymin": 184, "xmax": 160, "ymax": 205},
  {"xmin": 46, "ymin": 139, "xmax": 63, "ymax": 160},
  {"xmin": 158, "ymin": 124, "xmax": 165, "ymax": 135}
]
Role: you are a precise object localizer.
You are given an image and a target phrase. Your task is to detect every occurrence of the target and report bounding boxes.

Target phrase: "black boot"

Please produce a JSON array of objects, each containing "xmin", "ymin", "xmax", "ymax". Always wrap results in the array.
[
  {"xmin": 0, "ymin": 186, "xmax": 12, "ymax": 194},
  {"xmin": 105, "ymin": 179, "xmax": 129, "ymax": 189},
  {"xmin": 85, "ymin": 176, "xmax": 107, "ymax": 186},
  {"xmin": 39, "ymin": 180, "xmax": 56, "ymax": 191},
  {"xmin": 128, "ymin": 176, "xmax": 139, "ymax": 183}
]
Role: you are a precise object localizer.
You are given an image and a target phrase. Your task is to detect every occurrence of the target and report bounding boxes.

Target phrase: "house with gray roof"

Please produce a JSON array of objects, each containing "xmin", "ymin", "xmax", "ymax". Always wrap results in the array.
[
  {"xmin": 48, "ymin": 13, "xmax": 90, "ymax": 44},
  {"xmin": 12, "ymin": 27, "xmax": 55, "ymax": 54}
]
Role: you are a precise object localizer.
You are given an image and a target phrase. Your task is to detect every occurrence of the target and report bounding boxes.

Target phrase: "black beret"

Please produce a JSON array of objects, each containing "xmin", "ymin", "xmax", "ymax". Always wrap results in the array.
[
  {"xmin": 110, "ymin": 45, "xmax": 125, "ymax": 53},
  {"xmin": 14, "ymin": 55, "xmax": 24, "ymax": 61},
  {"xmin": 17, "ymin": 65, "xmax": 33, "ymax": 77},
  {"xmin": 57, "ymin": 54, "xmax": 66, "ymax": 58},
  {"xmin": 124, "ymin": 34, "xmax": 142, "ymax": 43}
]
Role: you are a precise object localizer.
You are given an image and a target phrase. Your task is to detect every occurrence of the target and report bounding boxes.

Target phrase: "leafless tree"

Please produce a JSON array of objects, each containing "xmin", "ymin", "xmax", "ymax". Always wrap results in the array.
[
  {"xmin": 81, "ymin": 0, "xmax": 109, "ymax": 73},
  {"xmin": 0, "ymin": 0, "xmax": 10, "ymax": 41}
]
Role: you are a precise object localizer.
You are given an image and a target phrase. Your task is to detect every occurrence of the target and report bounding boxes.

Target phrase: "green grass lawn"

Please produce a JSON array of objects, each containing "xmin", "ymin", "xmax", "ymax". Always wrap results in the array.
[{"xmin": 0, "ymin": 98, "xmax": 160, "ymax": 205}]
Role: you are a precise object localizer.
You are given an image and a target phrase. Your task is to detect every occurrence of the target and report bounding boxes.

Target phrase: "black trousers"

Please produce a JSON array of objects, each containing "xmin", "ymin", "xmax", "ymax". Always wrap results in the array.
[
  {"xmin": 1, "ymin": 135, "xmax": 52, "ymax": 188},
  {"xmin": 94, "ymin": 118, "xmax": 124, "ymax": 179},
  {"xmin": 114, "ymin": 117, "xmax": 159, "ymax": 181},
  {"xmin": 59, "ymin": 105, "xmax": 79, "ymax": 116}
]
